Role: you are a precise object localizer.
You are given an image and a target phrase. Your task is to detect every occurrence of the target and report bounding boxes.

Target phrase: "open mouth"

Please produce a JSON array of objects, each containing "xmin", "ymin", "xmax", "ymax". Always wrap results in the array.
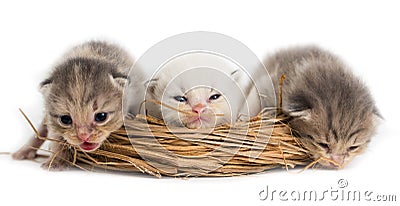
[{"xmin": 79, "ymin": 142, "xmax": 100, "ymax": 151}]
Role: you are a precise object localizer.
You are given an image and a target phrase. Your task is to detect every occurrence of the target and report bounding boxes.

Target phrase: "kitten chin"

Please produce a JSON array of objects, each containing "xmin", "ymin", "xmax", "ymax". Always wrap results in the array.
[
  {"xmin": 264, "ymin": 45, "xmax": 380, "ymax": 169},
  {"xmin": 13, "ymin": 41, "xmax": 143, "ymax": 170}
]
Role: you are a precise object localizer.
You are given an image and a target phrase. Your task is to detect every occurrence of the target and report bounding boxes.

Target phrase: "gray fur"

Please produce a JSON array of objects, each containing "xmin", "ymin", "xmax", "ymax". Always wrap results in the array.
[
  {"xmin": 13, "ymin": 41, "xmax": 143, "ymax": 170},
  {"xmin": 264, "ymin": 46, "xmax": 380, "ymax": 168}
]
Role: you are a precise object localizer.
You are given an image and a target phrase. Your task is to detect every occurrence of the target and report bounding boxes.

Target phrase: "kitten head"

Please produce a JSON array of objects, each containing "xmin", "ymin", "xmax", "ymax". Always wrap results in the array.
[
  {"xmin": 41, "ymin": 58, "xmax": 128, "ymax": 151},
  {"xmin": 152, "ymin": 85, "xmax": 231, "ymax": 129},
  {"xmin": 284, "ymin": 62, "xmax": 380, "ymax": 168},
  {"xmin": 146, "ymin": 68, "xmax": 244, "ymax": 129}
]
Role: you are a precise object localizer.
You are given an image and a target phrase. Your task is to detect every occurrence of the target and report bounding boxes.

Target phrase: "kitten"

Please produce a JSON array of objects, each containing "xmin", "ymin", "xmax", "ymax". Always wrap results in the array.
[
  {"xmin": 264, "ymin": 46, "xmax": 380, "ymax": 168},
  {"xmin": 13, "ymin": 41, "xmax": 142, "ymax": 170},
  {"xmin": 145, "ymin": 53, "xmax": 262, "ymax": 129}
]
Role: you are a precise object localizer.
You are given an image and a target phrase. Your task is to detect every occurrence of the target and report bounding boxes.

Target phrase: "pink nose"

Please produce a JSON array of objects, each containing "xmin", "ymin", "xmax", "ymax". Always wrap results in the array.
[
  {"xmin": 78, "ymin": 133, "xmax": 91, "ymax": 141},
  {"xmin": 329, "ymin": 154, "xmax": 344, "ymax": 167},
  {"xmin": 76, "ymin": 126, "xmax": 93, "ymax": 141},
  {"xmin": 192, "ymin": 104, "xmax": 206, "ymax": 114}
]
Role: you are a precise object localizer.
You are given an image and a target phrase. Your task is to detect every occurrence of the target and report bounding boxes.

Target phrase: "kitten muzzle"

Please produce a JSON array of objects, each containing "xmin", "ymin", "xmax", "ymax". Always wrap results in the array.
[
  {"xmin": 191, "ymin": 103, "xmax": 207, "ymax": 114},
  {"xmin": 76, "ymin": 126, "xmax": 94, "ymax": 141},
  {"xmin": 329, "ymin": 154, "xmax": 344, "ymax": 167}
]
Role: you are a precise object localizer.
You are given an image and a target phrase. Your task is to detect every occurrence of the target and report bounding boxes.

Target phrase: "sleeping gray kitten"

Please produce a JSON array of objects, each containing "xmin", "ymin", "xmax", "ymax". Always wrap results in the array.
[{"xmin": 264, "ymin": 46, "xmax": 380, "ymax": 168}]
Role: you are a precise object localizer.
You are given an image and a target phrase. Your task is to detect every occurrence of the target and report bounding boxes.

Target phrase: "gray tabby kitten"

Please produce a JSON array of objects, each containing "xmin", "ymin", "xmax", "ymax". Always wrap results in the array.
[
  {"xmin": 13, "ymin": 41, "xmax": 143, "ymax": 170},
  {"xmin": 264, "ymin": 46, "xmax": 380, "ymax": 168}
]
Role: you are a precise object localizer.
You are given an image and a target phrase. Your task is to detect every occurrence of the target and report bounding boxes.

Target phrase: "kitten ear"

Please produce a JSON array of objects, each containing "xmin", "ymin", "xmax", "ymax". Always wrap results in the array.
[
  {"xmin": 110, "ymin": 73, "xmax": 129, "ymax": 90},
  {"xmin": 286, "ymin": 101, "xmax": 312, "ymax": 120},
  {"xmin": 373, "ymin": 106, "xmax": 384, "ymax": 120},
  {"xmin": 286, "ymin": 93, "xmax": 313, "ymax": 120},
  {"xmin": 230, "ymin": 70, "xmax": 242, "ymax": 82},
  {"xmin": 144, "ymin": 78, "xmax": 159, "ymax": 95},
  {"xmin": 39, "ymin": 78, "xmax": 52, "ymax": 96},
  {"xmin": 287, "ymin": 109, "xmax": 312, "ymax": 120}
]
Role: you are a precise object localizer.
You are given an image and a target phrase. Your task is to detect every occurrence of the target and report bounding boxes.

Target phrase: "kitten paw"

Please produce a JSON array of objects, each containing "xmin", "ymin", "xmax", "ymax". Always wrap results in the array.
[
  {"xmin": 12, "ymin": 147, "xmax": 37, "ymax": 160},
  {"xmin": 41, "ymin": 159, "xmax": 71, "ymax": 171}
]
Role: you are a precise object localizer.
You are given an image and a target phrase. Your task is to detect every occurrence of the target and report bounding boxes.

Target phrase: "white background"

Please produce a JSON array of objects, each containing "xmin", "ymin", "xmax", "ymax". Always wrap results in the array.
[{"xmin": 0, "ymin": 0, "xmax": 399, "ymax": 206}]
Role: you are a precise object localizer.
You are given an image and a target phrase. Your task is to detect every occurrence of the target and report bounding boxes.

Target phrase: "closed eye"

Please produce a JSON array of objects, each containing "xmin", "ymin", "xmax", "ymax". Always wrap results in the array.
[
  {"xmin": 348, "ymin": 145, "xmax": 359, "ymax": 151},
  {"xmin": 318, "ymin": 142, "xmax": 330, "ymax": 150},
  {"xmin": 348, "ymin": 128, "xmax": 365, "ymax": 139}
]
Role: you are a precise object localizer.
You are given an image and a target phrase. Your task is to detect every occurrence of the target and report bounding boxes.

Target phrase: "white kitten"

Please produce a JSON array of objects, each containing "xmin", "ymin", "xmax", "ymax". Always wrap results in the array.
[{"xmin": 145, "ymin": 52, "xmax": 262, "ymax": 129}]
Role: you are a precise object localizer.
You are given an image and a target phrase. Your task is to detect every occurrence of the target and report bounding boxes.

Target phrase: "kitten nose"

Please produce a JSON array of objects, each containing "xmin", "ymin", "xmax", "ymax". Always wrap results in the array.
[
  {"xmin": 192, "ymin": 104, "xmax": 206, "ymax": 114},
  {"xmin": 77, "ymin": 127, "xmax": 92, "ymax": 141},
  {"xmin": 78, "ymin": 133, "xmax": 91, "ymax": 141},
  {"xmin": 329, "ymin": 154, "xmax": 344, "ymax": 167}
]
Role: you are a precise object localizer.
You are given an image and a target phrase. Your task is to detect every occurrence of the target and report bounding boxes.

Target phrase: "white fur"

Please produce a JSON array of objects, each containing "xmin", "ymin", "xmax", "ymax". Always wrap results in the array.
[{"xmin": 145, "ymin": 52, "xmax": 262, "ymax": 128}]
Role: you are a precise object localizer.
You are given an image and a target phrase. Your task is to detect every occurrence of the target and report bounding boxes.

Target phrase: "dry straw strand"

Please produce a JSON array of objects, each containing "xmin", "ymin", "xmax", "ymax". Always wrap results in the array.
[
  {"xmin": 20, "ymin": 107, "xmax": 313, "ymax": 177},
  {"xmin": 67, "ymin": 108, "xmax": 312, "ymax": 177}
]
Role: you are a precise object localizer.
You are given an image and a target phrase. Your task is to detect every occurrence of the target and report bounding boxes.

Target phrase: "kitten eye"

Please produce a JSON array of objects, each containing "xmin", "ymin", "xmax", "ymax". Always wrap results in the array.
[
  {"xmin": 94, "ymin": 112, "xmax": 108, "ymax": 123},
  {"xmin": 60, "ymin": 115, "xmax": 73, "ymax": 125},
  {"xmin": 174, "ymin": 96, "xmax": 187, "ymax": 103},
  {"xmin": 209, "ymin": 94, "xmax": 221, "ymax": 101},
  {"xmin": 318, "ymin": 142, "xmax": 329, "ymax": 150},
  {"xmin": 348, "ymin": 145, "xmax": 359, "ymax": 151}
]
